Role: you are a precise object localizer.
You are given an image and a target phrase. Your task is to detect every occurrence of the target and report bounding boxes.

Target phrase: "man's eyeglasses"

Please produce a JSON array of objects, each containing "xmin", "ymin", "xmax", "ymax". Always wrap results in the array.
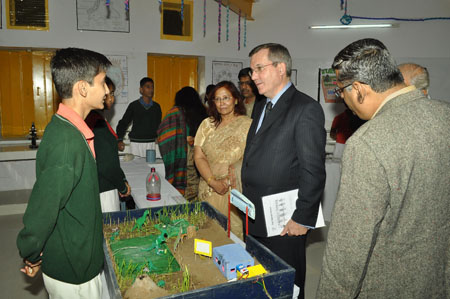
[
  {"xmin": 334, "ymin": 83, "xmax": 352, "ymax": 98},
  {"xmin": 213, "ymin": 95, "xmax": 233, "ymax": 103},
  {"xmin": 249, "ymin": 62, "xmax": 278, "ymax": 76},
  {"xmin": 108, "ymin": 91, "xmax": 115, "ymax": 96}
]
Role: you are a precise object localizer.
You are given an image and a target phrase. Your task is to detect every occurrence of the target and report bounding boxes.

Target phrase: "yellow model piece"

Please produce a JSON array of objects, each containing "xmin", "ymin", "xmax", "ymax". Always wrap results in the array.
[
  {"xmin": 194, "ymin": 239, "xmax": 212, "ymax": 257},
  {"xmin": 237, "ymin": 264, "xmax": 267, "ymax": 279}
]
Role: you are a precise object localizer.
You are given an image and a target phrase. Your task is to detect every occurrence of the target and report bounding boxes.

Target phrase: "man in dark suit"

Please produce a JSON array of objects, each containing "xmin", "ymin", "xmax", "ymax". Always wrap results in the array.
[{"xmin": 242, "ymin": 43, "xmax": 326, "ymax": 299}]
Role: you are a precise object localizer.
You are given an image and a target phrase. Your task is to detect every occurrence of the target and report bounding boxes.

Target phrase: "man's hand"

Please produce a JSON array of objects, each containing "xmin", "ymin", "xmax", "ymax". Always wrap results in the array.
[
  {"xmin": 118, "ymin": 141, "xmax": 125, "ymax": 151},
  {"xmin": 280, "ymin": 219, "xmax": 309, "ymax": 236},
  {"xmin": 20, "ymin": 253, "xmax": 43, "ymax": 278}
]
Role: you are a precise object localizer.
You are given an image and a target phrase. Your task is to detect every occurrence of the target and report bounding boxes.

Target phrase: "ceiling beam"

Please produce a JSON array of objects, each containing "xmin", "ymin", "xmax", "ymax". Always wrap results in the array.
[{"xmin": 215, "ymin": 0, "xmax": 255, "ymax": 21}]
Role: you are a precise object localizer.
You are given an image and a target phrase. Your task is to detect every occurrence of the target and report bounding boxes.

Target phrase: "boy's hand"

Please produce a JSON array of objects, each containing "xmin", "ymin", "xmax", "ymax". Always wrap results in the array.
[{"xmin": 20, "ymin": 253, "xmax": 43, "ymax": 278}]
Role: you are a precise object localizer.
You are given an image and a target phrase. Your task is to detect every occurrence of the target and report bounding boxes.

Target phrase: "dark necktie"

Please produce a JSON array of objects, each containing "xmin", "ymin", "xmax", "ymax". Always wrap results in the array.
[{"xmin": 262, "ymin": 101, "xmax": 273, "ymax": 123}]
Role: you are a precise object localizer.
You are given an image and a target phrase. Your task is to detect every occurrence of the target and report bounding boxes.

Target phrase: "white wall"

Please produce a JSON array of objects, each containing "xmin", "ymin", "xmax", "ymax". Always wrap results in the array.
[{"xmin": 1, "ymin": 0, "xmax": 449, "ymax": 127}]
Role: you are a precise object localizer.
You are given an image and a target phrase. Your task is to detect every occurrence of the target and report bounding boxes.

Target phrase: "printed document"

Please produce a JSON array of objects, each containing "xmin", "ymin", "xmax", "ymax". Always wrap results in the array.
[{"xmin": 262, "ymin": 189, "xmax": 325, "ymax": 237}]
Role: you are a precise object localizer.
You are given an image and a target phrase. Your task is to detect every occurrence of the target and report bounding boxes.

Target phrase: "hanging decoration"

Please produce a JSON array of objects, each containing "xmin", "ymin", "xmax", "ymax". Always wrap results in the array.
[
  {"xmin": 244, "ymin": 15, "xmax": 247, "ymax": 48},
  {"xmin": 125, "ymin": 0, "xmax": 129, "ymax": 21},
  {"xmin": 181, "ymin": 0, "xmax": 184, "ymax": 22},
  {"xmin": 106, "ymin": 0, "xmax": 111, "ymax": 19},
  {"xmin": 238, "ymin": 9, "xmax": 241, "ymax": 51},
  {"xmin": 218, "ymin": 0, "xmax": 222, "ymax": 43},
  {"xmin": 340, "ymin": 0, "xmax": 450, "ymax": 25},
  {"xmin": 203, "ymin": 0, "xmax": 206, "ymax": 37},
  {"xmin": 226, "ymin": 4, "xmax": 230, "ymax": 41}
]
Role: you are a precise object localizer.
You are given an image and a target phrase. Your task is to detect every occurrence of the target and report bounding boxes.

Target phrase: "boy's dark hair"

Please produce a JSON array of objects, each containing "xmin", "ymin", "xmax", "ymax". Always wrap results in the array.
[
  {"xmin": 51, "ymin": 48, "xmax": 111, "ymax": 99},
  {"xmin": 105, "ymin": 77, "xmax": 115, "ymax": 89},
  {"xmin": 140, "ymin": 77, "xmax": 154, "ymax": 87}
]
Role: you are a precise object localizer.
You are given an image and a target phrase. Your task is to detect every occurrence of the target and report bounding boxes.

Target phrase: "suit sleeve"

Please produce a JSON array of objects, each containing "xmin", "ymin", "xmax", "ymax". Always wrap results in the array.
[
  {"xmin": 291, "ymin": 101, "xmax": 326, "ymax": 227},
  {"xmin": 316, "ymin": 138, "xmax": 390, "ymax": 298},
  {"xmin": 116, "ymin": 102, "xmax": 134, "ymax": 141}
]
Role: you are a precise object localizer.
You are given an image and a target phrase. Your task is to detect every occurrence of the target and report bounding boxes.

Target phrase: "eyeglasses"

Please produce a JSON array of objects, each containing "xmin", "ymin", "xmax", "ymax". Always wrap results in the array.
[
  {"xmin": 249, "ymin": 62, "xmax": 278, "ymax": 76},
  {"xmin": 213, "ymin": 95, "xmax": 233, "ymax": 103},
  {"xmin": 108, "ymin": 91, "xmax": 115, "ymax": 96},
  {"xmin": 334, "ymin": 83, "xmax": 352, "ymax": 98}
]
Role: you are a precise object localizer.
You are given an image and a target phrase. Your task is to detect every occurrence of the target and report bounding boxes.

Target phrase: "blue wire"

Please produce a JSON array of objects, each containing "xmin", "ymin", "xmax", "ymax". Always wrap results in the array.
[{"xmin": 341, "ymin": 0, "xmax": 450, "ymax": 24}]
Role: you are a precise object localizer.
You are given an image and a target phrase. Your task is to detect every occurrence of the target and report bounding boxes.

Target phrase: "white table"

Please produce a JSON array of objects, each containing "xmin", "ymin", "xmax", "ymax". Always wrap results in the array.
[
  {"xmin": 119, "ymin": 157, "xmax": 186, "ymax": 209},
  {"xmin": 322, "ymin": 158, "xmax": 342, "ymax": 222}
]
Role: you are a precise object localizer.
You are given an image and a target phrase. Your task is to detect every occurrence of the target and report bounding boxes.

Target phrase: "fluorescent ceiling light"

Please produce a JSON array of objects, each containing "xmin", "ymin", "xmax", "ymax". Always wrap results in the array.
[{"xmin": 309, "ymin": 24, "xmax": 396, "ymax": 29}]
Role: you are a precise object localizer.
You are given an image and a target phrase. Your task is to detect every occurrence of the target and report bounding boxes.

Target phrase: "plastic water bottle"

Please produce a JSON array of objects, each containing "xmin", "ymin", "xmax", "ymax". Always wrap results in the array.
[{"xmin": 146, "ymin": 167, "xmax": 161, "ymax": 201}]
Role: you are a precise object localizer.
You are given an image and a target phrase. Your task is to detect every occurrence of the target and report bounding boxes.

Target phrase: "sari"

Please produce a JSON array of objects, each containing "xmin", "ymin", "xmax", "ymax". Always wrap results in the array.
[
  {"xmin": 194, "ymin": 115, "xmax": 252, "ymax": 239},
  {"xmin": 157, "ymin": 106, "xmax": 199, "ymax": 200}
]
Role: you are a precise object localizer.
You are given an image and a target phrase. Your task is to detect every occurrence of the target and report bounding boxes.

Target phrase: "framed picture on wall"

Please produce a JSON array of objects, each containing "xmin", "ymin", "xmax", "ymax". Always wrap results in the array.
[
  {"xmin": 291, "ymin": 69, "xmax": 298, "ymax": 86},
  {"xmin": 212, "ymin": 61, "xmax": 243, "ymax": 88},
  {"xmin": 76, "ymin": 0, "xmax": 130, "ymax": 32}
]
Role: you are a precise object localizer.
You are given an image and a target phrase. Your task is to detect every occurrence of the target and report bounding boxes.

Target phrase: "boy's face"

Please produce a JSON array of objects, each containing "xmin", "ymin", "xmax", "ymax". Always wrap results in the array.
[
  {"xmin": 87, "ymin": 72, "xmax": 109, "ymax": 110},
  {"xmin": 140, "ymin": 81, "xmax": 154, "ymax": 98}
]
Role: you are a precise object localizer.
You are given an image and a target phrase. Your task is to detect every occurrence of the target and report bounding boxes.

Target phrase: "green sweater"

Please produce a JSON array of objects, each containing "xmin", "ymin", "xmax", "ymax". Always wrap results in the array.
[
  {"xmin": 88, "ymin": 111, "xmax": 128, "ymax": 194},
  {"xmin": 17, "ymin": 114, "xmax": 104, "ymax": 284},
  {"xmin": 116, "ymin": 99, "xmax": 162, "ymax": 142}
]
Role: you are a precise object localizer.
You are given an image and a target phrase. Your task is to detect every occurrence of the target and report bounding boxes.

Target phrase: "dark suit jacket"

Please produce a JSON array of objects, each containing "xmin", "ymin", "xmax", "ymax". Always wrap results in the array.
[{"xmin": 242, "ymin": 84, "xmax": 326, "ymax": 237}]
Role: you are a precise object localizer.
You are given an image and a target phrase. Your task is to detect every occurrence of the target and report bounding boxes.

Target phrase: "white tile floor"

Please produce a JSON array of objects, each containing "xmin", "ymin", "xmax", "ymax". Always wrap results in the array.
[{"xmin": 0, "ymin": 190, "xmax": 328, "ymax": 299}]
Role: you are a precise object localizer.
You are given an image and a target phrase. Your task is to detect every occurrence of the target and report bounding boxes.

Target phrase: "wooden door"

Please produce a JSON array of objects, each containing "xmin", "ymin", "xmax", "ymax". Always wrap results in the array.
[
  {"xmin": 32, "ymin": 51, "xmax": 59, "ymax": 135},
  {"xmin": 147, "ymin": 55, "xmax": 198, "ymax": 118},
  {"xmin": 0, "ymin": 50, "xmax": 34, "ymax": 137},
  {"xmin": 0, "ymin": 49, "xmax": 57, "ymax": 138}
]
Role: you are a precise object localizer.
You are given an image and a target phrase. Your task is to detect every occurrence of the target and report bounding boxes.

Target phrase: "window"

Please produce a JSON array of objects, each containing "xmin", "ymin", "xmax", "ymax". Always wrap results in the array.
[
  {"xmin": 160, "ymin": 0, "xmax": 193, "ymax": 41},
  {"xmin": 6, "ymin": 0, "xmax": 49, "ymax": 30}
]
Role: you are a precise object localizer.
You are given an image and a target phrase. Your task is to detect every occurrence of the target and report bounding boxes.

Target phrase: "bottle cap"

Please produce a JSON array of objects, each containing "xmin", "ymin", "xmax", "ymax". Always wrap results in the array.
[{"xmin": 151, "ymin": 167, "xmax": 156, "ymax": 172}]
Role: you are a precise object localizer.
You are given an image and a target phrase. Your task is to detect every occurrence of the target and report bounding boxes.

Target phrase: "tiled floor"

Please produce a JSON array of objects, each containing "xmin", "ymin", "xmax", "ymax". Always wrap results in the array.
[{"xmin": 0, "ymin": 190, "xmax": 328, "ymax": 299}]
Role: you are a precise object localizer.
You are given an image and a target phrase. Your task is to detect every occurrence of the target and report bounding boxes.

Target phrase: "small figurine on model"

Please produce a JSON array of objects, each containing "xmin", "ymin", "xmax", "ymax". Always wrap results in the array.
[{"xmin": 29, "ymin": 122, "xmax": 38, "ymax": 149}]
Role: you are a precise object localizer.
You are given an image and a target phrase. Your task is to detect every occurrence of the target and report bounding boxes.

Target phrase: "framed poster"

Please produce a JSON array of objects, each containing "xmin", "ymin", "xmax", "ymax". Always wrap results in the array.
[
  {"xmin": 212, "ymin": 61, "xmax": 243, "ymax": 88},
  {"xmin": 320, "ymin": 68, "xmax": 342, "ymax": 103},
  {"xmin": 105, "ymin": 55, "xmax": 129, "ymax": 103},
  {"xmin": 76, "ymin": 0, "xmax": 130, "ymax": 32}
]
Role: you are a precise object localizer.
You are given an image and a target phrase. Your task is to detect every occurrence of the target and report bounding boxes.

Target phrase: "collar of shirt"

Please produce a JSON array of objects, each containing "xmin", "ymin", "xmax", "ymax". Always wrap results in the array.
[
  {"xmin": 371, "ymin": 86, "xmax": 416, "ymax": 119},
  {"xmin": 139, "ymin": 96, "xmax": 153, "ymax": 109},
  {"xmin": 255, "ymin": 81, "xmax": 292, "ymax": 133},
  {"xmin": 267, "ymin": 81, "xmax": 292, "ymax": 107},
  {"xmin": 56, "ymin": 103, "xmax": 96, "ymax": 159}
]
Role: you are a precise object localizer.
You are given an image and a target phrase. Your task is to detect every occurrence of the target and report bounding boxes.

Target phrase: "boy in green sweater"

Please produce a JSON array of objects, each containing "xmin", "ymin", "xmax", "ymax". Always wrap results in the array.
[
  {"xmin": 17, "ymin": 48, "xmax": 111, "ymax": 298},
  {"xmin": 116, "ymin": 77, "xmax": 162, "ymax": 157}
]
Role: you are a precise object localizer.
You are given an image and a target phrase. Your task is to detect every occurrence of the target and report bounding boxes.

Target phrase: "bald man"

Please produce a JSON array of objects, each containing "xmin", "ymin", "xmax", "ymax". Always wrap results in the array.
[{"xmin": 398, "ymin": 63, "xmax": 430, "ymax": 96}]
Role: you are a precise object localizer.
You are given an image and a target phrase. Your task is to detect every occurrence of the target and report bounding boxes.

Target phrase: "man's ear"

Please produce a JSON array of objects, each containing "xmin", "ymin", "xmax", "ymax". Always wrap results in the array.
[
  {"xmin": 278, "ymin": 62, "xmax": 287, "ymax": 76},
  {"xmin": 74, "ymin": 81, "xmax": 88, "ymax": 98},
  {"xmin": 139, "ymin": 87, "xmax": 143, "ymax": 95}
]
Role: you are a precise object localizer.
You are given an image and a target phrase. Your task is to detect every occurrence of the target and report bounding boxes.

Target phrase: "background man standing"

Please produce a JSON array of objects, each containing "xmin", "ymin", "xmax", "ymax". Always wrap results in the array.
[
  {"xmin": 317, "ymin": 38, "xmax": 450, "ymax": 298},
  {"xmin": 116, "ymin": 77, "xmax": 162, "ymax": 157},
  {"xmin": 238, "ymin": 67, "xmax": 262, "ymax": 118},
  {"xmin": 242, "ymin": 43, "xmax": 326, "ymax": 299},
  {"xmin": 398, "ymin": 62, "xmax": 430, "ymax": 97}
]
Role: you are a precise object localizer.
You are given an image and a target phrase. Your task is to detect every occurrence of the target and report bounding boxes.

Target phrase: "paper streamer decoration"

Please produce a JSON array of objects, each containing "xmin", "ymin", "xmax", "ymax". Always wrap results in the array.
[
  {"xmin": 238, "ymin": 9, "xmax": 241, "ymax": 50},
  {"xmin": 226, "ymin": 5, "xmax": 230, "ymax": 41},
  {"xmin": 244, "ymin": 15, "xmax": 247, "ymax": 48},
  {"xmin": 181, "ymin": 0, "xmax": 184, "ymax": 21},
  {"xmin": 203, "ymin": 0, "xmax": 206, "ymax": 37},
  {"xmin": 218, "ymin": 0, "xmax": 222, "ymax": 43}
]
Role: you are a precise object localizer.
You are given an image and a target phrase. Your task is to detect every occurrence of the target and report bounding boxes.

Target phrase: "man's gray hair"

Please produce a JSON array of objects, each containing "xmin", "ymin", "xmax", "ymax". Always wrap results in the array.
[
  {"xmin": 332, "ymin": 38, "xmax": 404, "ymax": 93},
  {"xmin": 249, "ymin": 43, "xmax": 292, "ymax": 77}
]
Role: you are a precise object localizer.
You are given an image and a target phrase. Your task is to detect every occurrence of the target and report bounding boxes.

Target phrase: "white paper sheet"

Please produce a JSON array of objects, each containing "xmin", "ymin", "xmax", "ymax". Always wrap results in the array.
[{"xmin": 262, "ymin": 189, "xmax": 325, "ymax": 237}]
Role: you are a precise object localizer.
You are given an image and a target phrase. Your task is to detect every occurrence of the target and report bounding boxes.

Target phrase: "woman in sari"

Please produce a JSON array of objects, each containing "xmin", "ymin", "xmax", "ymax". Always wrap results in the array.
[
  {"xmin": 157, "ymin": 87, "xmax": 207, "ymax": 200},
  {"xmin": 194, "ymin": 81, "xmax": 252, "ymax": 239}
]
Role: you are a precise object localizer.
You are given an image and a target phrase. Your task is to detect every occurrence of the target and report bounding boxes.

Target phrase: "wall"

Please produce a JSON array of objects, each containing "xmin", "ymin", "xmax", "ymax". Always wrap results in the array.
[{"xmin": 1, "ymin": 0, "xmax": 449, "ymax": 128}]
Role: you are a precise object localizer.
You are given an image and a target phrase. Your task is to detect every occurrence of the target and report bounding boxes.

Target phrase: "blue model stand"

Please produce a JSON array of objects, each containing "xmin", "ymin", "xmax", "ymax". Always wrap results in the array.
[
  {"xmin": 102, "ymin": 202, "xmax": 295, "ymax": 299},
  {"xmin": 213, "ymin": 243, "xmax": 254, "ymax": 280}
]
